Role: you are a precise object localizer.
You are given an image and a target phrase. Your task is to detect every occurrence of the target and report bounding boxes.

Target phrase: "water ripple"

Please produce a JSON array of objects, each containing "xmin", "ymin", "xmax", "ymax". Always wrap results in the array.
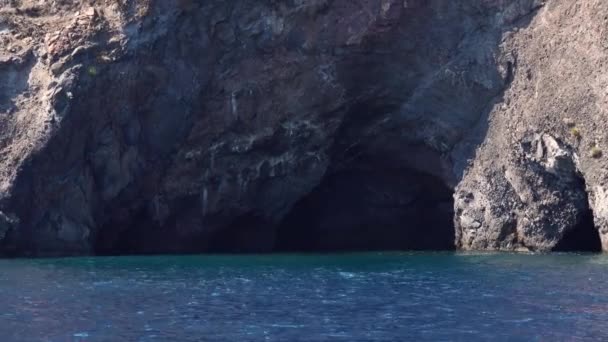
[{"xmin": 0, "ymin": 253, "xmax": 607, "ymax": 341}]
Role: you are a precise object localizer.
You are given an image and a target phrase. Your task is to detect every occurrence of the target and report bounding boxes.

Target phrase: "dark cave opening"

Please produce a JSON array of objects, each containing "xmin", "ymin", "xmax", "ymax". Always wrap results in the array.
[
  {"xmin": 553, "ymin": 176, "xmax": 602, "ymax": 253},
  {"xmin": 94, "ymin": 199, "xmax": 279, "ymax": 256},
  {"xmin": 553, "ymin": 204, "xmax": 602, "ymax": 253},
  {"xmin": 207, "ymin": 213, "xmax": 277, "ymax": 254},
  {"xmin": 92, "ymin": 119, "xmax": 459, "ymax": 255},
  {"xmin": 274, "ymin": 167, "xmax": 456, "ymax": 252}
]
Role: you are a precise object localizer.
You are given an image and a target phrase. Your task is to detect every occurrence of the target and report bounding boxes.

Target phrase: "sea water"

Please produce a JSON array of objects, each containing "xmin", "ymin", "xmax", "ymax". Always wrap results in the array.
[{"xmin": 1, "ymin": 252, "xmax": 607, "ymax": 341}]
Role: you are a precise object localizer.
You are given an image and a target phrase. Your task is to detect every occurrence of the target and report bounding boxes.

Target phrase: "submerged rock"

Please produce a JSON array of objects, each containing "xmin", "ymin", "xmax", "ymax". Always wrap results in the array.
[{"xmin": 0, "ymin": 0, "xmax": 606, "ymax": 255}]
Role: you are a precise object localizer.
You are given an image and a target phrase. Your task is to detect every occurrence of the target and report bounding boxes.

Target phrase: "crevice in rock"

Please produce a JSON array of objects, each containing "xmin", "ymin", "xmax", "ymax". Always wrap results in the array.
[{"xmin": 553, "ymin": 179, "xmax": 602, "ymax": 253}]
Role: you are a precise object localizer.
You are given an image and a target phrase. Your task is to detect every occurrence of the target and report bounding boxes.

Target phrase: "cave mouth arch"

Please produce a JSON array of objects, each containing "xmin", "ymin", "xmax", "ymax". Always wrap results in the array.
[{"xmin": 274, "ymin": 166, "xmax": 456, "ymax": 252}]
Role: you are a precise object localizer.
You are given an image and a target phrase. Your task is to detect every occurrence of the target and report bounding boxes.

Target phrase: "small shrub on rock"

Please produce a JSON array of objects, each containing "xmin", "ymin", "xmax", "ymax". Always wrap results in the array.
[
  {"xmin": 591, "ymin": 146, "xmax": 602, "ymax": 159},
  {"xmin": 570, "ymin": 127, "xmax": 581, "ymax": 139}
]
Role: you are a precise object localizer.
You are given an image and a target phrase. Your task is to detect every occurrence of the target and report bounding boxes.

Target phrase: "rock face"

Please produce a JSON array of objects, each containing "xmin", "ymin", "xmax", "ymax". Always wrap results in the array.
[
  {"xmin": 455, "ymin": 0, "xmax": 608, "ymax": 252},
  {"xmin": 0, "ymin": 0, "xmax": 605, "ymax": 256}
]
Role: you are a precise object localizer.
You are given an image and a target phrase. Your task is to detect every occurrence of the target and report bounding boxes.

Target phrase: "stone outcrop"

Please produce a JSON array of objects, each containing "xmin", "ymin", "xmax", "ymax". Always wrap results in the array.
[
  {"xmin": 0, "ymin": 0, "xmax": 606, "ymax": 256},
  {"xmin": 455, "ymin": 0, "xmax": 608, "ymax": 252}
]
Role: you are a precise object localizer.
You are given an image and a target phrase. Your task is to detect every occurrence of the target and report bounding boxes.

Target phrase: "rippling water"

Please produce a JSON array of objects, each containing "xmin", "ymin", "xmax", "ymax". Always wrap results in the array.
[{"xmin": 2, "ymin": 252, "xmax": 608, "ymax": 341}]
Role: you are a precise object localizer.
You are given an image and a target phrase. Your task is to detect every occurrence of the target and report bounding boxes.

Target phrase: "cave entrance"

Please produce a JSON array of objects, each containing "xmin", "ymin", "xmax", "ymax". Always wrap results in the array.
[
  {"xmin": 553, "ymin": 174, "xmax": 602, "ymax": 253},
  {"xmin": 274, "ymin": 167, "xmax": 455, "ymax": 252},
  {"xmin": 553, "ymin": 204, "xmax": 602, "ymax": 253},
  {"xmin": 207, "ymin": 213, "xmax": 277, "ymax": 253}
]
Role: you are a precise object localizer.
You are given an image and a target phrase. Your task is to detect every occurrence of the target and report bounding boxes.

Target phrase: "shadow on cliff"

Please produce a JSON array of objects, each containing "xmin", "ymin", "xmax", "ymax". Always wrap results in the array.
[
  {"xmin": 274, "ymin": 3, "xmax": 543, "ymax": 253},
  {"xmin": 95, "ymin": 1, "xmax": 546, "ymax": 255}
]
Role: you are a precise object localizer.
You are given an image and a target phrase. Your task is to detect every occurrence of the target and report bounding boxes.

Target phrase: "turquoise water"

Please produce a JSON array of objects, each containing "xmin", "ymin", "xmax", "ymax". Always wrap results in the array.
[{"xmin": 1, "ymin": 252, "xmax": 608, "ymax": 341}]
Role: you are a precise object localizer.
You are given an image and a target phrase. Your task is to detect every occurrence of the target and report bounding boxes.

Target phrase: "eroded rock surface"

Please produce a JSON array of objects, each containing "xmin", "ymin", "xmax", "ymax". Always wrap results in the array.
[
  {"xmin": 455, "ymin": 0, "xmax": 608, "ymax": 252},
  {"xmin": 1, "ymin": 0, "xmax": 605, "ymax": 256}
]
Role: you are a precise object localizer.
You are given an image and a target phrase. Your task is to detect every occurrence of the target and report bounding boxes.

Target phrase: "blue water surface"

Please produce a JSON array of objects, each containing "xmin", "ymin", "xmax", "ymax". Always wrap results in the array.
[{"xmin": 1, "ymin": 252, "xmax": 607, "ymax": 341}]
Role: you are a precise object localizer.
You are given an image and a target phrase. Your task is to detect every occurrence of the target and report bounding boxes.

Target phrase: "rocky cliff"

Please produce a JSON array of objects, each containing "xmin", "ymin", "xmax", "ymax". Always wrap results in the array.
[{"xmin": 0, "ymin": 0, "xmax": 605, "ymax": 256}]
